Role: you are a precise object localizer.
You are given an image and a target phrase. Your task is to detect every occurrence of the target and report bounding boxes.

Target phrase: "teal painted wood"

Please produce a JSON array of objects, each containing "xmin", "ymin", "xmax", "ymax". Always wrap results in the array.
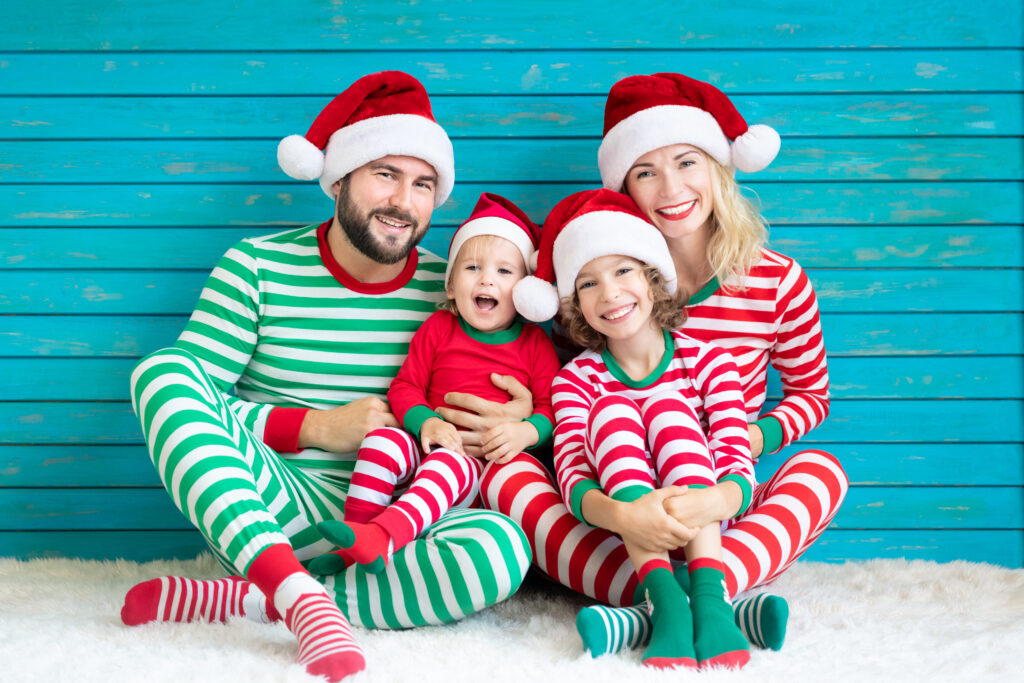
[
  {"xmin": 3, "ymin": 93, "xmax": 1021, "ymax": 140},
  {"xmin": 2, "ymin": 50, "xmax": 1019, "ymax": 95},
  {"xmin": 0, "ymin": 531, "xmax": 210, "ymax": 562},
  {"xmin": 3, "ymin": 400, "xmax": 1020, "ymax": 444},
  {"xmin": 4, "ymin": 182, "xmax": 1022, "ymax": 227},
  {"xmin": 4, "ymin": 0, "xmax": 1021, "ymax": 49},
  {"xmin": 2, "ymin": 485, "xmax": 1016, "ymax": 531},
  {"xmin": 5, "ymin": 225, "xmax": 1021, "ymax": 270},
  {"xmin": 4, "ymin": 139, "xmax": 1020, "ymax": 184},
  {"xmin": 4, "ymin": 529, "xmax": 1017, "ymax": 565},
  {"xmin": 5, "ymin": 313, "xmax": 1019, "ymax": 358},
  {"xmin": 3, "ymin": 269, "xmax": 1019, "ymax": 314},
  {"xmin": 4, "ymin": 443, "xmax": 1020, "ymax": 488},
  {"xmin": 7, "ymin": 356, "xmax": 1022, "ymax": 401},
  {"xmin": 802, "ymin": 530, "xmax": 1022, "ymax": 566}
]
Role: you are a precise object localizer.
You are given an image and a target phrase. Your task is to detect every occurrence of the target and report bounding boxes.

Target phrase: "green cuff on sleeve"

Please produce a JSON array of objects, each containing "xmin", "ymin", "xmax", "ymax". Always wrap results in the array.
[
  {"xmin": 523, "ymin": 414, "xmax": 554, "ymax": 448},
  {"xmin": 754, "ymin": 415, "xmax": 785, "ymax": 455},
  {"xmin": 568, "ymin": 479, "xmax": 602, "ymax": 525},
  {"xmin": 718, "ymin": 473, "xmax": 753, "ymax": 518},
  {"xmin": 402, "ymin": 404, "xmax": 444, "ymax": 439}
]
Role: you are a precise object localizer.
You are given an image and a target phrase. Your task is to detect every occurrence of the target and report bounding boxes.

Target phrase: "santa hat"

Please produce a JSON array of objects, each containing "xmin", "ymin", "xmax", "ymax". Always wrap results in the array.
[
  {"xmin": 277, "ymin": 70, "xmax": 454, "ymax": 206},
  {"xmin": 513, "ymin": 189, "xmax": 676, "ymax": 322},
  {"xmin": 598, "ymin": 73, "xmax": 780, "ymax": 191},
  {"xmin": 445, "ymin": 193, "xmax": 540, "ymax": 285}
]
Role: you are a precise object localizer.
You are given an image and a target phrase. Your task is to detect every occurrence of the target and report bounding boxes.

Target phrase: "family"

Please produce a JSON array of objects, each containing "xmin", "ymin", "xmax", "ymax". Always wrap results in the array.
[{"xmin": 121, "ymin": 70, "xmax": 848, "ymax": 679}]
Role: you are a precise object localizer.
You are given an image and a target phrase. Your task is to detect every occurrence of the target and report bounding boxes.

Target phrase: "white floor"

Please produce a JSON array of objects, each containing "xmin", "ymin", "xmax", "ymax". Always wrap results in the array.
[{"xmin": 1, "ymin": 554, "xmax": 1022, "ymax": 683}]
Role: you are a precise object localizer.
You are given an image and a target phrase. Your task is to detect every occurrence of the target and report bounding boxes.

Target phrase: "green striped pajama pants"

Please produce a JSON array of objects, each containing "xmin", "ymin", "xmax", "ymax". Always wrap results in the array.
[{"xmin": 130, "ymin": 347, "xmax": 531, "ymax": 629}]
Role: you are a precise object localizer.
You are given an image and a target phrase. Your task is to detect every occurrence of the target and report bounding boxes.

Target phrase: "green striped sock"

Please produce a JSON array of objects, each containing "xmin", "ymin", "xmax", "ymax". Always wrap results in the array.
[{"xmin": 576, "ymin": 593, "xmax": 789, "ymax": 656}]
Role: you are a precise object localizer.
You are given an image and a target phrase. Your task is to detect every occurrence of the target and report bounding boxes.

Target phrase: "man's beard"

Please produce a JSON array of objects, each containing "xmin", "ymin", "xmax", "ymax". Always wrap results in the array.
[{"xmin": 335, "ymin": 178, "xmax": 427, "ymax": 265}]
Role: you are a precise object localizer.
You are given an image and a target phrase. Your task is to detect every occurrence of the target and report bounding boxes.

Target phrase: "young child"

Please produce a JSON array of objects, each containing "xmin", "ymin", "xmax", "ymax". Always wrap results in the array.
[
  {"xmin": 514, "ymin": 188, "xmax": 755, "ymax": 670},
  {"xmin": 312, "ymin": 193, "xmax": 560, "ymax": 573}
]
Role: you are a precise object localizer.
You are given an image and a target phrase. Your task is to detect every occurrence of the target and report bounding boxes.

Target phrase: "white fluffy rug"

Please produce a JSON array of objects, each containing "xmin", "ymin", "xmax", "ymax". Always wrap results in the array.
[{"xmin": 1, "ymin": 555, "xmax": 1021, "ymax": 683}]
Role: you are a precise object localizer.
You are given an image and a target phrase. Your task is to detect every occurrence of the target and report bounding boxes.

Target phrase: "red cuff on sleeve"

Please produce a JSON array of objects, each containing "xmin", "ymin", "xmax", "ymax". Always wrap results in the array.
[{"xmin": 264, "ymin": 407, "xmax": 309, "ymax": 454}]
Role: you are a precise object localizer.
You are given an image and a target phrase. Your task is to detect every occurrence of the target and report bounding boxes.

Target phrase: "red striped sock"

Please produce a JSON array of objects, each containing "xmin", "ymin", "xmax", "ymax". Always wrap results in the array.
[
  {"xmin": 120, "ymin": 575, "xmax": 274, "ymax": 625},
  {"xmin": 274, "ymin": 573, "xmax": 366, "ymax": 681}
]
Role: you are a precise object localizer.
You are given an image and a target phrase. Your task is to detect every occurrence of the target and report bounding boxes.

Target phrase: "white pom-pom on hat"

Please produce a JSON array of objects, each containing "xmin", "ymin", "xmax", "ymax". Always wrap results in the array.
[
  {"xmin": 277, "ymin": 134, "xmax": 325, "ymax": 181},
  {"xmin": 513, "ymin": 275, "xmax": 560, "ymax": 323},
  {"xmin": 731, "ymin": 124, "xmax": 781, "ymax": 173}
]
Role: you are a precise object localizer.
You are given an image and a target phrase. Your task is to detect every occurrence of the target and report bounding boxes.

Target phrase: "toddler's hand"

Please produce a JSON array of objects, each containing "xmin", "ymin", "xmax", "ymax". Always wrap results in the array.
[
  {"xmin": 420, "ymin": 417, "xmax": 464, "ymax": 455},
  {"xmin": 481, "ymin": 421, "xmax": 537, "ymax": 464}
]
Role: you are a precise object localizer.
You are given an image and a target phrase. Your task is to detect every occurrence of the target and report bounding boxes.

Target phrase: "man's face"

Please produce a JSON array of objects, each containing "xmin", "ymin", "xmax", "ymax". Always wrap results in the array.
[{"xmin": 334, "ymin": 155, "xmax": 437, "ymax": 265}]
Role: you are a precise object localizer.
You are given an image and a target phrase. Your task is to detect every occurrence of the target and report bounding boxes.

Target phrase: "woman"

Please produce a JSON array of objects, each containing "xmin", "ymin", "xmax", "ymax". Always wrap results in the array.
[{"xmin": 479, "ymin": 72, "xmax": 848, "ymax": 655}]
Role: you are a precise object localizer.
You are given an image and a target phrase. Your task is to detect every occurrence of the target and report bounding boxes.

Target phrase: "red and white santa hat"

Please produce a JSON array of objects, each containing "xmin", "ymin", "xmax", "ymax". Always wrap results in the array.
[
  {"xmin": 445, "ymin": 193, "xmax": 541, "ymax": 285},
  {"xmin": 513, "ymin": 188, "xmax": 676, "ymax": 322},
  {"xmin": 277, "ymin": 70, "xmax": 455, "ymax": 206},
  {"xmin": 598, "ymin": 73, "xmax": 780, "ymax": 191}
]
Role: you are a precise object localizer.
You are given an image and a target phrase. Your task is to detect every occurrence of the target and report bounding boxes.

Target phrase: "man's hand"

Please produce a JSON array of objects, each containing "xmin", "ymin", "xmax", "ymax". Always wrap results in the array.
[
  {"xmin": 481, "ymin": 421, "xmax": 537, "ymax": 464},
  {"xmin": 420, "ymin": 417, "xmax": 465, "ymax": 455},
  {"xmin": 297, "ymin": 396, "xmax": 398, "ymax": 453},
  {"xmin": 436, "ymin": 373, "xmax": 534, "ymax": 457}
]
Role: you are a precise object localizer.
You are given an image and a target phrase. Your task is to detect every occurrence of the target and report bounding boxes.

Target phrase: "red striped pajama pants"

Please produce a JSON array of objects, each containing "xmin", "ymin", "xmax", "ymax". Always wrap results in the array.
[
  {"xmin": 347, "ymin": 427, "xmax": 484, "ymax": 546},
  {"xmin": 481, "ymin": 442, "xmax": 846, "ymax": 605},
  {"xmin": 586, "ymin": 393, "xmax": 716, "ymax": 496}
]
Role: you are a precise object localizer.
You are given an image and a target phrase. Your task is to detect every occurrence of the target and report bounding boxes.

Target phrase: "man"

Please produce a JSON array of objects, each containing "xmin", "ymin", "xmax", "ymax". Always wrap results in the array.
[{"xmin": 122, "ymin": 71, "xmax": 531, "ymax": 682}]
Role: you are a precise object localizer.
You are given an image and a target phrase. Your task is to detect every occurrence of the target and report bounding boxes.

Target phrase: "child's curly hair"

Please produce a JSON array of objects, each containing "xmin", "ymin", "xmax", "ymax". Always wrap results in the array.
[{"xmin": 559, "ymin": 263, "xmax": 687, "ymax": 353}]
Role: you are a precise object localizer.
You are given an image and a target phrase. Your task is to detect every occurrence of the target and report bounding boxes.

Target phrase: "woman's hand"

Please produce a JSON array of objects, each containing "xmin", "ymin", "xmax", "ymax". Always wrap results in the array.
[{"xmin": 436, "ymin": 374, "xmax": 534, "ymax": 457}]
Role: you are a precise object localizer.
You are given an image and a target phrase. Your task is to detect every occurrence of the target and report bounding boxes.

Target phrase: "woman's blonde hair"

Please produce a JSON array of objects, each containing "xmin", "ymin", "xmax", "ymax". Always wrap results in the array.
[
  {"xmin": 703, "ymin": 155, "xmax": 769, "ymax": 288},
  {"xmin": 559, "ymin": 263, "xmax": 686, "ymax": 353}
]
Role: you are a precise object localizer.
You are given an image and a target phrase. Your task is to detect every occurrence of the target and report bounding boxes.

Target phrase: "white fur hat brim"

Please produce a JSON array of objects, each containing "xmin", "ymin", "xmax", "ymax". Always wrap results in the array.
[
  {"xmin": 552, "ymin": 210, "xmax": 678, "ymax": 300},
  {"xmin": 444, "ymin": 216, "xmax": 538, "ymax": 285},
  {"xmin": 598, "ymin": 105, "xmax": 732, "ymax": 190},
  {"xmin": 282, "ymin": 113, "xmax": 454, "ymax": 207}
]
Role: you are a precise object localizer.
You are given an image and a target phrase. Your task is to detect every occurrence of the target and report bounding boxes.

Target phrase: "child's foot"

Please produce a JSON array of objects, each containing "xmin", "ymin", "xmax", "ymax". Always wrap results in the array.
[
  {"xmin": 273, "ymin": 573, "xmax": 365, "ymax": 682},
  {"xmin": 121, "ymin": 575, "xmax": 276, "ymax": 625},
  {"xmin": 576, "ymin": 604, "xmax": 651, "ymax": 657},
  {"xmin": 308, "ymin": 549, "xmax": 352, "ymax": 576},
  {"xmin": 675, "ymin": 564, "xmax": 788, "ymax": 650},
  {"xmin": 317, "ymin": 520, "xmax": 391, "ymax": 573},
  {"xmin": 688, "ymin": 563, "xmax": 750, "ymax": 670},
  {"xmin": 639, "ymin": 564, "xmax": 698, "ymax": 670}
]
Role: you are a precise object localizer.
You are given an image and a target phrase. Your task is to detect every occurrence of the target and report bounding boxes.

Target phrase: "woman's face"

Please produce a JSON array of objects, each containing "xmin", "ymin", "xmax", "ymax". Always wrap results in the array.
[{"xmin": 623, "ymin": 143, "xmax": 714, "ymax": 242}]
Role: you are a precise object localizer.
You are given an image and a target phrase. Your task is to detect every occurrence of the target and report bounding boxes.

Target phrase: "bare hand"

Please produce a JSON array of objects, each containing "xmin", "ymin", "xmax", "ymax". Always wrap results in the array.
[
  {"xmin": 615, "ymin": 487, "xmax": 698, "ymax": 553},
  {"xmin": 437, "ymin": 373, "xmax": 534, "ymax": 431},
  {"xmin": 662, "ymin": 486, "xmax": 720, "ymax": 530},
  {"xmin": 420, "ymin": 417, "xmax": 465, "ymax": 455},
  {"xmin": 297, "ymin": 396, "xmax": 398, "ymax": 453},
  {"xmin": 436, "ymin": 374, "xmax": 534, "ymax": 457},
  {"xmin": 481, "ymin": 421, "xmax": 537, "ymax": 464}
]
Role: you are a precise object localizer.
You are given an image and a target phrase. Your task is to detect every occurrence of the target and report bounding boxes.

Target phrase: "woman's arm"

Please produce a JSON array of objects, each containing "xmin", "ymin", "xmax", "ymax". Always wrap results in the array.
[{"xmin": 758, "ymin": 259, "xmax": 830, "ymax": 454}]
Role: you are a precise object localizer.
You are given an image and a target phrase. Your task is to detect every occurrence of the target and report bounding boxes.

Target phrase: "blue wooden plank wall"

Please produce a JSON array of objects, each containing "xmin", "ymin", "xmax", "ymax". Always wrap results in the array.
[{"xmin": 1, "ymin": 0, "xmax": 1022, "ymax": 567}]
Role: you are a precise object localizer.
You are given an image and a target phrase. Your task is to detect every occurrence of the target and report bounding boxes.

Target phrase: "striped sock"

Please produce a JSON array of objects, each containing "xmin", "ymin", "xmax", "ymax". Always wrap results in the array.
[
  {"xmin": 576, "ymin": 591, "xmax": 788, "ymax": 655},
  {"xmin": 576, "ymin": 604, "xmax": 652, "ymax": 657},
  {"xmin": 120, "ymin": 575, "xmax": 275, "ymax": 625},
  {"xmin": 274, "ymin": 573, "xmax": 365, "ymax": 682}
]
